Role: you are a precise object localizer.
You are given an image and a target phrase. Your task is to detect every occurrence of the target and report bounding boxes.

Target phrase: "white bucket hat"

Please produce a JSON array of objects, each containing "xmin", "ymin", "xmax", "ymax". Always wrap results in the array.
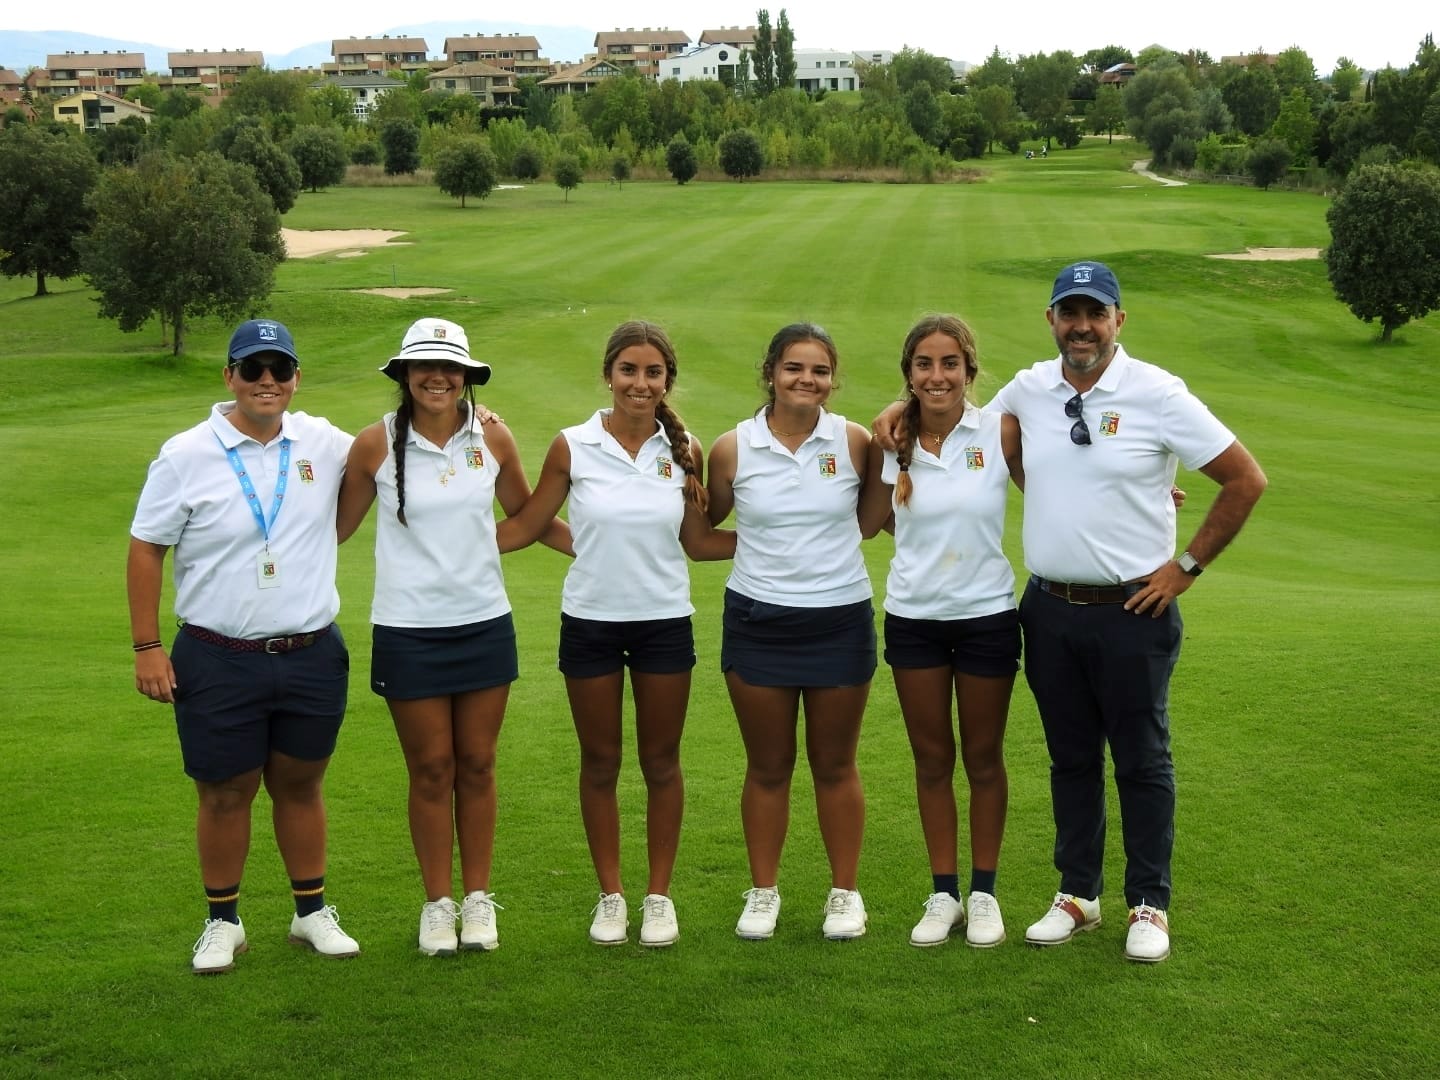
[{"xmin": 380, "ymin": 318, "xmax": 491, "ymax": 385}]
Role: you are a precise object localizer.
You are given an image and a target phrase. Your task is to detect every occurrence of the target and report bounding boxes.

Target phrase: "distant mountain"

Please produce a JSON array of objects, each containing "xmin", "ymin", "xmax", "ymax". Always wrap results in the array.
[{"xmin": 0, "ymin": 23, "xmax": 598, "ymax": 74}]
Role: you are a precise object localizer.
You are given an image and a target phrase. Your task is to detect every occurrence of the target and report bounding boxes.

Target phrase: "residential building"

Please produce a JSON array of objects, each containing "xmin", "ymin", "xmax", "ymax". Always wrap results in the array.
[
  {"xmin": 325, "ymin": 36, "xmax": 431, "ymax": 76},
  {"xmin": 162, "ymin": 49, "xmax": 264, "ymax": 97},
  {"xmin": 310, "ymin": 73, "xmax": 399, "ymax": 120},
  {"xmin": 539, "ymin": 57, "xmax": 627, "ymax": 95},
  {"xmin": 593, "ymin": 28, "xmax": 691, "ymax": 79},
  {"xmin": 443, "ymin": 34, "xmax": 554, "ymax": 79},
  {"xmin": 1, "ymin": 68, "xmax": 37, "ymax": 120},
  {"xmin": 1222, "ymin": 52, "xmax": 1280, "ymax": 67},
  {"xmin": 1098, "ymin": 62, "xmax": 1137, "ymax": 85},
  {"xmin": 43, "ymin": 52, "xmax": 145, "ymax": 94},
  {"xmin": 52, "ymin": 89, "xmax": 152, "ymax": 129},
  {"xmin": 426, "ymin": 61, "xmax": 518, "ymax": 108},
  {"xmin": 659, "ymin": 43, "xmax": 751, "ymax": 85},
  {"xmin": 792, "ymin": 50, "xmax": 859, "ymax": 93},
  {"xmin": 698, "ymin": 26, "xmax": 765, "ymax": 48}
]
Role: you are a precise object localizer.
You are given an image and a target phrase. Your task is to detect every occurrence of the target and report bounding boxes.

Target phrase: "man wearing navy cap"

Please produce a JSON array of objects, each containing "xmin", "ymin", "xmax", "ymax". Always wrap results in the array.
[
  {"xmin": 990, "ymin": 262, "xmax": 1267, "ymax": 962},
  {"xmin": 128, "ymin": 318, "xmax": 363, "ymax": 973}
]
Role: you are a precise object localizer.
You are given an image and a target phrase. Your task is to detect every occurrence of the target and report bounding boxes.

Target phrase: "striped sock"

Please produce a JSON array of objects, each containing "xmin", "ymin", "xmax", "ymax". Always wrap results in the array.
[
  {"xmin": 292, "ymin": 876, "xmax": 325, "ymax": 917},
  {"xmin": 206, "ymin": 883, "xmax": 240, "ymax": 924},
  {"xmin": 932, "ymin": 873, "xmax": 961, "ymax": 901}
]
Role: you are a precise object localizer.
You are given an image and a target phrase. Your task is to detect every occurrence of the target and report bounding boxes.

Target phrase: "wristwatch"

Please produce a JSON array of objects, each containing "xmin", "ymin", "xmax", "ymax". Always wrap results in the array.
[{"xmin": 1177, "ymin": 551, "xmax": 1204, "ymax": 576}]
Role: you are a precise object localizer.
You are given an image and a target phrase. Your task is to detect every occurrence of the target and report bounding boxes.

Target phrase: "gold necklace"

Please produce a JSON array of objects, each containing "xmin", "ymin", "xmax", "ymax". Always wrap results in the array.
[
  {"xmin": 602, "ymin": 413, "xmax": 643, "ymax": 459},
  {"xmin": 766, "ymin": 411, "xmax": 814, "ymax": 439}
]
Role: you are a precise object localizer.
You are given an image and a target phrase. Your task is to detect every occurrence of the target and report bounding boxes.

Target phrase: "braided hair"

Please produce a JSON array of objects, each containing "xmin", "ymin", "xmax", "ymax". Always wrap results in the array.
[
  {"xmin": 389, "ymin": 367, "xmax": 480, "ymax": 527},
  {"xmin": 603, "ymin": 320, "xmax": 707, "ymax": 512},
  {"xmin": 894, "ymin": 314, "xmax": 979, "ymax": 508}
]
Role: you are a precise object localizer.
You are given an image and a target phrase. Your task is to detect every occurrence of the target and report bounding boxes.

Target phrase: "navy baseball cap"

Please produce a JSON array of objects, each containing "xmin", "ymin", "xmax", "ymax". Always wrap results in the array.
[
  {"xmin": 228, "ymin": 319, "xmax": 299, "ymax": 365},
  {"xmin": 1049, "ymin": 262, "xmax": 1121, "ymax": 307}
]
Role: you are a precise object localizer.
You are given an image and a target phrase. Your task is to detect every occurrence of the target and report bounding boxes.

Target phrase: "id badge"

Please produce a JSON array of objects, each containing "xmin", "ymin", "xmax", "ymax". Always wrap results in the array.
[{"xmin": 257, "ymin": 551, "xmax": 281, "ymax": 589}]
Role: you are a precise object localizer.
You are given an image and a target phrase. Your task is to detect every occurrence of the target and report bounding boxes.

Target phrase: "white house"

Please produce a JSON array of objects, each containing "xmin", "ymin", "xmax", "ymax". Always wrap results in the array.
[
  {"xmin": 310, "ymin": 73, "xmax": 398, "ymax": 120},
  {"xmin": 792, "ymin": 50, "xmax": 859, "ymax": 93},
  {"xmin": 658, "ymin": 41, "xmax": 751, "ymax": 84}
]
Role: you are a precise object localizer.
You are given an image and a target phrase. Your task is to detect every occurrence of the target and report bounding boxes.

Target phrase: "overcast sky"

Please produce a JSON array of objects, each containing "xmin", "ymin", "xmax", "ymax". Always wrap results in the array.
[{"xmin": 6, "ymin": 1, "xmax": 1432, "ymax": 72}]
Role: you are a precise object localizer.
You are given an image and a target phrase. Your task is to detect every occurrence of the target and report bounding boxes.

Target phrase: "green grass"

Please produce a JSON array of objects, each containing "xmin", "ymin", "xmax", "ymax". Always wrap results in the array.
[{"xmin": 2, "ymin": 138, "xmax": 1437, "ymax": 1078}]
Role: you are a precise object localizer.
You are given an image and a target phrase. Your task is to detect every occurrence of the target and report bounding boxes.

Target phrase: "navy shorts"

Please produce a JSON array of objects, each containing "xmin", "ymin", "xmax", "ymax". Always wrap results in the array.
[
  {"xmin": 558, "ymin": 613, "xmax": 696, "ymax": 678},
  {"xmin": 721, "ymin": 589, "xmax": 877, "ymax": 688},
  {"xmin": 371, "ymin": 613, "xmax": 519, "ymax": 700},
  {"xmin": 171, "ymin": 625, "xmax": 349, "ymax": 783},
  {"xmin": 883, "ymin": 609, "xmax": 1021, "ymax": 677}
]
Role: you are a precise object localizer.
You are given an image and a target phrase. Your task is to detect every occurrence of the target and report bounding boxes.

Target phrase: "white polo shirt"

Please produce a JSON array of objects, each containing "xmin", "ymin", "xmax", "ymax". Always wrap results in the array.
[
  {"xmin": 371, "ymin": 411, "xmax": 510, "ymax": 628},
  {"xmin": 561, "ymin": 410, "xmax": 693, "ymax": 622},
  {"xmin": 726, "ymin": 410, "xmax": 871, "ymax": 608},
  {"xmin": 880, "ymin": 404, "xmax": 1015, "ymax": 620},
  {"xmin": 131, "ymin": 403, "xmax": 353, "ymax": 638},
  {"xmin": 989, "ymin": 346, "xmax": 1235, "ymax": 584}
]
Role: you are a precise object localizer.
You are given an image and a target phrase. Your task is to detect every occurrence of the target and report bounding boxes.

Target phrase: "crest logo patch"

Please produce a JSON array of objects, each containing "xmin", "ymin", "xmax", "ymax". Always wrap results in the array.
[
  {"xmin": 464, "ymin": 447, "xmax": 484, "ymax": 469},
  {"xmin": 818, "ymin": 454, "xmax": 837, "ymax": 477},
  {"xmin": 296, "ymin": 460, "xmax": 315, "ymax": 483},
  {"xmin": 965, "ymin": 447, "xmax": 985, "ymax": 470},
  {"xmin": 656, "ymin": 457, "xmax": 673, "ymax": 479},
  {"xmin": 1074, "ymin": 266, "xmax": 1093, "ymax": 284},
  {"xmin": 1099, "ymin": 412, "xmax": 1120, "ymax": 437},
  {"xmin": 258, "ymin": 323, "xmax": 279, "ymax": 342}
]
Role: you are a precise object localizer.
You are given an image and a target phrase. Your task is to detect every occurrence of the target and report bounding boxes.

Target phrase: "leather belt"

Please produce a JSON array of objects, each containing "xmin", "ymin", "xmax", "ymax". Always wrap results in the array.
[
  {"xmin": 183, "ymin": 623, "xmax": 332, "ymax": 654},
  {"xmin": 1030, "ymin": 576, "xmax": 1142, "ymax": 606}
]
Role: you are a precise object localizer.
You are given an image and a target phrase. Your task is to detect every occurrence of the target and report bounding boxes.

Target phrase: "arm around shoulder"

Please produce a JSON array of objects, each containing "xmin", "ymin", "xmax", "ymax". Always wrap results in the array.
[{"xmin": 336, "ymin": 423, "xmax": 387, "ymax": 543}]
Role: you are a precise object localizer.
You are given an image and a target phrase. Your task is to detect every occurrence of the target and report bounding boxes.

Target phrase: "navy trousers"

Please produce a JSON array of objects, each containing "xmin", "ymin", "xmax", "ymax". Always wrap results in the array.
[{"xmin": 1019, "ymin": 579, "xmax": 1182, "ymax": 909}]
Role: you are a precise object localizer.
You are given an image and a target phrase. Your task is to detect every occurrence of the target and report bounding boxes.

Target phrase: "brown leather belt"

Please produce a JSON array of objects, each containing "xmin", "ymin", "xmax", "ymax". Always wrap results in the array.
[
  {"xmin": 1030, "ymin": 576, "xmax": 1142, "ymax": 606},
  {"xmin": 183, "ymin": 623, "xmax": 332, "ymax": 654}
]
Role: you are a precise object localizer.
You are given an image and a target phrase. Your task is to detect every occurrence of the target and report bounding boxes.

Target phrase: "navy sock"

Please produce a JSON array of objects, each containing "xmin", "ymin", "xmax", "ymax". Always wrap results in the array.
[
  {"xmin": 932, "ymin": 873, "xmax": 961, "ymax": 901},
  {"xmin": 292, "ymin": 876, "xmax": 325, "ymax": 917},
  {"xmin": 970, "ymin": 869, "xmax": 997, "ymax": 897},
  {"xmin": 206, "ymin": 883, "xmax": 240, "ymax": 924}
]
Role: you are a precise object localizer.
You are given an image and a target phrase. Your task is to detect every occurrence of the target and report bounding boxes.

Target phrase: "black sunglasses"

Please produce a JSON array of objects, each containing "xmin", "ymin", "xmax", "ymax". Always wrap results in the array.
[
  {"xmin": 1064, "ymin": 392, "xmax": 1091, "ymax": 446},
  {"xmin": 229, "ymin": 355, "xmax": 298, "ymax": 383}
]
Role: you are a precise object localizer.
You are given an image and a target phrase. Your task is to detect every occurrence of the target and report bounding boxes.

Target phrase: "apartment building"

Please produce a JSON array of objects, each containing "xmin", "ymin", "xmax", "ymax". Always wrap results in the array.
[
  {"xmin": 426, "ymin": 61, "xmax": 518, "ymax": 107},
  {"xmin": 161, "ymin": 49, "xmax": 264, "ymax": 96},
  {"xmin": 43, "ymin": 52, "xmax": 145, "ymax": 94},
  {"xmin": 52, "ymin": 89, "xmax": 152, "ymax": 129},
  {"xmin": 792, "ymin": 50, "xmax": 860, "ymax": 93},
  {"xmin": 697, "ymin": 26, "xmax": 766, "ymax": 48},
  {"xmin": 593, "ymin": 28, "xmax": 691, "ymax": 79},
  {"xmin": 325, "ymin": 36, "xmax": 432, "ymax": 76},
  {"xmin": 660, "ymin": 43, "xmax": 751, "ymax": 85},
  {"xmin": 443, "ymin": 34, "xmax": 554, "ymax": 79},
  {"xmin": 539, "ymin": 57, "xmax": 628, "ymax": 95}
]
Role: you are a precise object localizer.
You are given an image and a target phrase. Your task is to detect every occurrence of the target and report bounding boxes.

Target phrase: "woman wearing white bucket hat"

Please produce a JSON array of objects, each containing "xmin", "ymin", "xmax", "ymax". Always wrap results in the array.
[{"xmin": 338, "ymin": 317, "xmax": 571, "ymax": 957}]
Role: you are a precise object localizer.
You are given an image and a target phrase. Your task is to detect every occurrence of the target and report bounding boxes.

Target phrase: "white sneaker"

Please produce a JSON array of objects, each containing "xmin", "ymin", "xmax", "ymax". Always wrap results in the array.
[
  {"xmin": 1024, "ymin": 892, "xmax": 1101, "ymax": 946},
  {"xmin": 418, "ymin": 897, "xmax": 459, "ymax": 957},
  {"xmin": 910, "ymin": 892, "xmax": 964, "ymax": 947},
  {"xmin": 460, "ymin": 891, "xmax": 502, "ymax": 952},
  {"xmin": 289, "ymin": 904, "xmax": 361, "ymax": 958},
  {"xmin": 589, "ymin": 892, "xmax": 628, "ymax": 946},
  {"xmin": 822, "ymin": 888, "xmax": 867, "ymax": 940},
  {"xmin": 192, "ymin": 917, "xmax": 247, "ymax": 974},
  {"xmin": 736, "ymin": 886, "xmax": 781, "ymax": 940},
  {"xmin": 966, "ymin": 891, "xmax": 1006, "ymax": 948},
  {"xmin": 1125, "ymin": 903, "xmax": 1170, "ymax": 963},
  {"xmin": 639, "ymin": 894, "xmax": 679, "ymax": 948}
]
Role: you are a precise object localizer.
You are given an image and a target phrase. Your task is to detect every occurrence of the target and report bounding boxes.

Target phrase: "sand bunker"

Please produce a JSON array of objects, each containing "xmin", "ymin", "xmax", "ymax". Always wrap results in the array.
[
  {"xmin": 283, "ymin": 228, "xmax": 408, "ymax": 258},
  {"xmin": 355, "ymin": 287, "xmax": 454, "ymax": 298},
  {"xmin": 1208, "ymin": 247, "xmax": 1322, "ymax": 261}
]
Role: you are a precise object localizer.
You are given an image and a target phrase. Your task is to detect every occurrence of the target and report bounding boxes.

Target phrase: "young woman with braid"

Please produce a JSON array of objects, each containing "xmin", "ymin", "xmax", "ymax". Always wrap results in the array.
[
  {"xmin": 338, "ymin": 318, "xmax": 571, "ymax": 957},
  {"xmin": 496, "ymin": 320, "xmax": 734, "ymax": 948},
  {"xmin": 857, "ymin": 314, "xmax": 1023, "ymax": 949}
]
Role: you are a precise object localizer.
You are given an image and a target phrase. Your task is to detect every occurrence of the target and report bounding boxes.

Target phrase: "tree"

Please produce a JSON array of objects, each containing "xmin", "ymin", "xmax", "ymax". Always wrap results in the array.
[
  {"xmin": 1330, "ymin": 57, "xmax": 1363, "ymax": 103},
  {"xmin": 903, "ymin": 83, "xmax": 944, "ymax": 147},
  {"xmin": 1246, "ymin": 139, "xmax": 1293, "ymax": 189},
  {"xmin": 95, "ymin": 114, "xmax": 148, "ymax": 166},
  {"xmin": 1015, "ymin": 50, "xmax": 1080, "ymax": 144},
  {"xmin": 973, "ymin": 84, "xmax": 1017, "ymax": 152},
  {"xmin": 734, "ymin": 48, "xmax": 752, "ymax": 98},
  {"xmin": 350, "ymin": 140, "xmax": 381, "ymax": 166},
  {"xmin": 308, "ymin": 83, "xmax": 357, "ymax": 128},
  {"xmin": 774, "ymin": 10, "xmax": 797, "ymax": 90},
  {"xmin": 380, "ymin": 118, "xmax": 421, "ymax": 175},
  {"xmin": 81, "ymin": 151, "xmax": 283, "ymax": 355},
  {"xmin": 1274, "ymin": 46, "xmax": 1318, "ymax": 99},
  {"xmin": 226, "ymin": 125, "xmax": 302, "ymax": 214},
  {"xmin": 752, "ymin": 10, "xmax": 776, "ymax": 97},
  {"xmin": 1269, "ymin": 89, "xmax": 1318, "ymax": 165},
  {"xmin": 222, "ymin": 68, "xmax": 308, "ymax": 123},
  {"xmin": 433, "ymin": 137, "xmax": 497, "ymax": 207},
  {"xmin": 287, "ymin": 125, "xmax": 348, "ymax": 192},
  {"xmin": 553, "ymin": 153, "xmax": 583, "ymax": 201},
  {"xmin": 511, "ymin": 142, "xmax": 543, "ymax": 180},
  {"xmin": 665, "ymin": 133, "xmax": 698, "ymax": 184},
  {"xmin": 717, "ymin": 128, "xmax": 763, "ymax": 179},
  {"xmin": 1325, "ymin": 163, "xmax": 1440, "ymax": 341},
  {"xmin": 892, "ymin": 48, "xmax": 954, "ymax": 95},
  {"xmin": 967, "ymin": 47, "xmax": 1015, "ymax": 91},
  {"xmin": 1089, "ymin": 85, "xmax": 1126, "ymax": 142},
  {"xmin": 610, "ymin": 154, "xmax": 631, "ymax": 188},
  {"xmin": 1223, "ymin": 63, "xmax": 1282, "ymax": 136},
  {"xmin": 124, "ymin": 83, "xmax": 162, "ymax": 110},
  {"xmin": 0, "ymin": 125, "xmax": 98, "ymax": 296}
]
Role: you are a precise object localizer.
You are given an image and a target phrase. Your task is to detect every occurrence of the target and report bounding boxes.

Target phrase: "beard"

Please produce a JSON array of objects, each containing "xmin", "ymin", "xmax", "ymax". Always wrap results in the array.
[{"xmin": 1058, "ymin": 336, "xmax": 1111, "ymax": 373}]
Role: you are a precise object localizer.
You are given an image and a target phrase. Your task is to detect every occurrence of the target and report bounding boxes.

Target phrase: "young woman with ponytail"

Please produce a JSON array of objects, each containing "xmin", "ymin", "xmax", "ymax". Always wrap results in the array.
[
  {"xmin": 856, "ymin": 314, "xmax": 1023, "ymax": 950},
  {"xmin": 338, "ymin": 318, "xmax": 571, "ymax": 958},
  {"xmin": 496, "ymin": 320, "xmax": 734, "ymax": 949}
]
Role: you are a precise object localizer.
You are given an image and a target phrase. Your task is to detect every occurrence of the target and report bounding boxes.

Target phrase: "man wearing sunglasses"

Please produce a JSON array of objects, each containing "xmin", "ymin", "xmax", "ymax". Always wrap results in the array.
[
  {"xmin": 127, "ymin": 318, "xmax": 362, "ymax": 974},
  {"xmin": 991, "ymin": 261, "xmax": 1267, "ymax": 963}
]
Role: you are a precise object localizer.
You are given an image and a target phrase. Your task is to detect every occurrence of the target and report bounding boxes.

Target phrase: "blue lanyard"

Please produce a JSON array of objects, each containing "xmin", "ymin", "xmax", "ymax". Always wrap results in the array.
[{"xmin": 218, "ymin": 435, "xmax": 290, "ymax": 547}]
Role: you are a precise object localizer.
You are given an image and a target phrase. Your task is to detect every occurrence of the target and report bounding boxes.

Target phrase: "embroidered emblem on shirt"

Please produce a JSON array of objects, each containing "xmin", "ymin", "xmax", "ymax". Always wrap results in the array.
[
  {"xmin": 656, "ymin": 457, "xmax": 673, "ymax": 479},
  {"xmin": 296, "ymin": 460, "xmax": 315, "ymax": 483},
  {"xmin": 1099, "ymin": 412, "xmax": 1120, "ymax": 437},
  {"xmin": 965, "ymin": 447, "xmax": 985, "ymax": 470},
  {"xmin": 464, "ymin": 447, "xmax": 484, "ymax": 469},
  {"xmin": 818, "ymin": 453, "xmax": 837, "ymax": 477}
]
